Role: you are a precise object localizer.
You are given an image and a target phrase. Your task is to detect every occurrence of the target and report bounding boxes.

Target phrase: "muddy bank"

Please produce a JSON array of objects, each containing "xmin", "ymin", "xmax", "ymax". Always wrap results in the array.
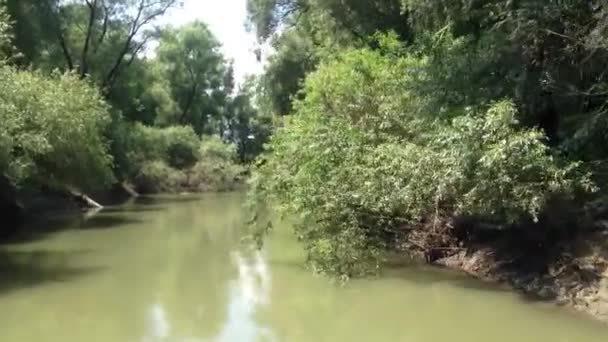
[
  {"xmin": 18, "ymin": 184, "xmax": 136, "ymax": 215},
  {"xmin": 435, "ymin": 231, "xmax": 608, "ymax": 322},
  {"xmin": 0, "ymin": 182, "xmax": 139, "ymax": 241}
]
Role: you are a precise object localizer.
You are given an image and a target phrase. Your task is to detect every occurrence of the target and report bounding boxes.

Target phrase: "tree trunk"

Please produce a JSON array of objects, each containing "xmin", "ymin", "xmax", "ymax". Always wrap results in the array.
[
  {"xmin": 69, "ymin": 190, "xmax": 103, "ymax": 210},
  {"xmin": 179, "ymin": 84, "xmax": 198, "ymax": 124},
  {"xmin": 56, "ymin": 31, "xmax": 74, "ymax": 71},
  {"xmin": 80, "ymin": 0, "xmax": 98, "ymax": 78}
]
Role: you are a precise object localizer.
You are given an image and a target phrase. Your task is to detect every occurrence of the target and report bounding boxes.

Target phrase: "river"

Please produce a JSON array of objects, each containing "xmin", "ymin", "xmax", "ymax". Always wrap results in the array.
[{"xmin": 0, "ymin": 193, "xmax": 607, "ymax": 341}]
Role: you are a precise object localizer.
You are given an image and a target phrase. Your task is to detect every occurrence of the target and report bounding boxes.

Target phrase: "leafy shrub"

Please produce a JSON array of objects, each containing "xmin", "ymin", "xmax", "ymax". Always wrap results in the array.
[
  {"xmin": 249, "ymin": 45, "xmax": 594, "ymax": 278},
  {"xmin": 0, "ymin": 66, "xmax": 113, "ymax": 191},
  {"xmin": 166, "ymin": 140, "xmax": 198, "ymax": 169},
  {"xmin": 134, "ymin": 160, "xmax": 186, "ymax": 193},
  {"xmin": 188, "ymin": 136, "xmax": 245, "ymax": 192},
  {"xmin": 125, "ymin": 123, "xmax": 200, "ymax": 173},
  {"xmin": 163, "ymin": 126, "xmax": 201, "ymax": 169},
  {"xmin": 187, "ymin": 161, "xmax": 244, "ymax": 192},
  {"xmin": 199, "ymin": 135, "xmax": 239, "ymax": 161},
  {"xmin": 131, "ymin": 135, "xmax": 245, "ymax": 193}
]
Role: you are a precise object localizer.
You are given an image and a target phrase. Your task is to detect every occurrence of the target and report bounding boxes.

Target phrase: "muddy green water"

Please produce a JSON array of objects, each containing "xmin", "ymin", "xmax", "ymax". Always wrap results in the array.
[{"xmin": 0, "ymin": 193, "xmax": 607, "ymax": 342}]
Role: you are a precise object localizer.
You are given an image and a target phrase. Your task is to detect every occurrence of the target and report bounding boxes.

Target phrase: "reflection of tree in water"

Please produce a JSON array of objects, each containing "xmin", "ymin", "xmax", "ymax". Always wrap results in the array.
[
  {"xmin": 247, "ymin": 228, "xmax": 415, "ymax": 342},
  {"xmin": 141, "ymin": 250, "xmax": 275, "ymax": 342},
  {"xmin": 251, "ymin": 229, "xmax": 350, "ymax": 342},
  {"xmin": 138, "ymin": 194, "xmax": 240, "ymax": 341},
  {"xmin": 214, "ymin": 250, "xmax": 276, "ymax": 342}
]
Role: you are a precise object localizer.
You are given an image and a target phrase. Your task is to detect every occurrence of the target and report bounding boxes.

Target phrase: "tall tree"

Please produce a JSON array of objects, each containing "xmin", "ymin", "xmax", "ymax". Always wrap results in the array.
[
  {"xmin": 155, "ymin": 21, "xmax": 228, "ymax": 134},
  {"xmin": 247, "ymin": 0, "xmax": 412, "ymax": 116},
  {"xmin": 12, "ymin": 0, "xmax": 180, "ymax": 90},
  {"xmin": 223, "ymin": 78, "xmax": 273, "ymax": 162}
]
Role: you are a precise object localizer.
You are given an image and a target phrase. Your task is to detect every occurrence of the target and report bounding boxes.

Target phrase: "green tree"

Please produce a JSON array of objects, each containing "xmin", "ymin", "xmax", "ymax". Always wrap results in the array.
[
  {"xmin": 155, "ymin": 21, "xmax": 229, "ymax": 134},
  {"xmin": 0, "ymin": 1, "xmax": 113, "ymax": 191},
  {"xmin": 4, "ymin": 0, "xmax": 183, "ymax": 126},
  {"xmin": 7, "ymin": 0, "xmax": 179, "ymax": 86},
  {"xmin": 247, "ymin": 0, "xmax": 414, "ymax": 117},
  {"xmin": 0, "ymin": 67, "xmax": 114, "ymax": 191},
  {"xmin": 249, "ymin": 38, "xmax": 593, "ymax": 278},
  {"xmin": 247, "ymin": 0, "xmax": 410, "ymax": 42},
  {"xmin": 257, "ymin": 29, "xmax": 318, "ymax": 116},
  {"xmin": 223, "ymin": 79, "xmax": 273, "ymax": 162}
]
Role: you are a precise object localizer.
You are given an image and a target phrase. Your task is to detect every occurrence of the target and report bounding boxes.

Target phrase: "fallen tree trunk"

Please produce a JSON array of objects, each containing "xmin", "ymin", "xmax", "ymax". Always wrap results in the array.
[{"xmin": 69, "ymin": 189, "xmax": 103, "ymax": 210}]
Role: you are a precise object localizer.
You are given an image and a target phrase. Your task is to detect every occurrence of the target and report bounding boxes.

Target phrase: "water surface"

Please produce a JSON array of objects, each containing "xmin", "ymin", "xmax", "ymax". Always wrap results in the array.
[{"xmin": 0, "ymin": 193, "xmax": 607, "ymax": 341}]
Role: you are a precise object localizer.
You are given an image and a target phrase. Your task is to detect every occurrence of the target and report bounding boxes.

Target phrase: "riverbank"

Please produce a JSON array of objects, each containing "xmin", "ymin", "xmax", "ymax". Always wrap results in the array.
[
  {"xmin": 0, "ymin": 181, "xmax": 140, "ymax": 239},
  {"xmin": 0, "ymin": 173, "xmax": 247, "ymax": 241},
  {"xmin": 434, "ymin": 230, "xmax": 608, "ymax": 323}
]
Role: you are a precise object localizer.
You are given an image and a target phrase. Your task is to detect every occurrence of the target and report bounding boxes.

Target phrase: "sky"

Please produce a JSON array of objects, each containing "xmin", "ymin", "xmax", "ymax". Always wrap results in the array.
[{"xmin": 162, "ymin": 0, "xmax": 265, "ymax": 85}]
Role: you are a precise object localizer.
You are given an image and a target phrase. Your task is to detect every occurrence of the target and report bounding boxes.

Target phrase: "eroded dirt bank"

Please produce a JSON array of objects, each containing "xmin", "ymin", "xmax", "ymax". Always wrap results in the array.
[{"xmin": 435, "ymin": 230, "xmax": 608, "ymax": 323}]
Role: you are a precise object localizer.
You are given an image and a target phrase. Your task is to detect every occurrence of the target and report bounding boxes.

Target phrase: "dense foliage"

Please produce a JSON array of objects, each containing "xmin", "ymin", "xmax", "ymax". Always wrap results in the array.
[
  {"xmin": 247, "ymin": 0, "xmax": 608, "ymax": 277},
  {"xmin": 0, "ymin": 65, "xmax": 113, "ymax": 191},
  {"xmin": 126, "ymin": 124, "xmax": 200, "ymax": 172},
  {"xmin": 0, "ymin": 0, "xmax": 269, "ymax": 206},
  {"xmin": 189, "ymin": 136, "xmax": 247, "ymax": 192},
  {"xmin": 250, "ymin": 45, "xmax": 593, "ymax": 277},
  {"xmin": 154, "ymin": 21, "xmax": 229, "ymax": 133},
  {"xmin": 128, "ymin": 126, "xmax": 244, "ymax": 193}
]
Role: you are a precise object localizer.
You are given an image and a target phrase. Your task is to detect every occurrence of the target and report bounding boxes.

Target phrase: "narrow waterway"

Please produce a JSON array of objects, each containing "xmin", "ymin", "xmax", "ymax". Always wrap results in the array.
[{"xmin": 0, "ymin": 193, "xmax": 607, "ymax": 341}]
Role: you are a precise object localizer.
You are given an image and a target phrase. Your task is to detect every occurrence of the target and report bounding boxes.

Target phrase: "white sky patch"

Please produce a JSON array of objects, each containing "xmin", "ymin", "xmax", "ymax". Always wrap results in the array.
[{"xmin": 162, "ymin": 0, "xmax": 265, "ymax": 85}]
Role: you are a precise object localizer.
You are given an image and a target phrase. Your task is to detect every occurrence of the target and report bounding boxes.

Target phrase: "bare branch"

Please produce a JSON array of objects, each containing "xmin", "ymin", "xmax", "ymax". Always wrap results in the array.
[
  {"xmin": 57, "ymin": 31, "xmax": 74, "ymax": 71},
  {"xmin": 94, "ymin": 1, "xmax": 109, "ymax": 52},
  {"xmin": 47, "ymin": 2, "xmax": 74, "ymax": 71},
  {"xmin": 80, "ymin": 0, "xmax": 98, "ymax": 77},
  {"xmin": 103, "ymin": 0, "xmax": 179, "ymax": 89}
]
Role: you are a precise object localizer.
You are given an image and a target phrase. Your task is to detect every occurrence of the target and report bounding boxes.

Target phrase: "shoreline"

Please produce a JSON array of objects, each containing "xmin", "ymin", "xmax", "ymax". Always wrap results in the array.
[{"xmin": 434, "ymin": 234, "xmax": 608, "ymax": 323}]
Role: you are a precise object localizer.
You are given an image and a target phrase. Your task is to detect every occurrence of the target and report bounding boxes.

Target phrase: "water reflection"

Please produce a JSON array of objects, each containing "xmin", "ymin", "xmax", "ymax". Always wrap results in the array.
[
  {"xmin": 215, "ymin": 251, "xmax": 275, "ymax": 342},
  {"xmin": 143, "ymin": 303, "xmax": 171, "ymax": 342},
  {"xmin": 142, "ymin": 250, "xmax": 275, "ymax": 342}
]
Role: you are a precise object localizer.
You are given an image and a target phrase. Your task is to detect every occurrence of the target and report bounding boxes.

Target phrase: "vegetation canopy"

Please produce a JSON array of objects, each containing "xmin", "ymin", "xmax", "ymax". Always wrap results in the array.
[
  {"xmin": 0, "ymin": 0, "xmax": 269, "ymax": 203},
  {"xmin": 248, "ymin": 33, "xmax": 597, "ymax": 278}
]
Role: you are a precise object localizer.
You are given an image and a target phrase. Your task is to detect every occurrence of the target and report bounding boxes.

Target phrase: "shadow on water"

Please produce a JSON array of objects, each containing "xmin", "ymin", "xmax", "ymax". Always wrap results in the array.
[
  {"xmin": 0, "ymin": 249, "xmax": 105, "ymax": 295},
  {"xmin": 133, "ymin": 195, "xmax": 204, "ymax": 206},
  {"xmin": 3, "ymin": 212, "xmax": 143, "ymax": 245},
  {"xmin": 382, "ymin": 260, "xmax": 576, "ymax": 306},
  {"xmin": 382, "ymin": 262, "xmax": 513, "ymax": 294},
  {"xmin": 2, "ymin": 216, "xmax": 80, "ymax": 245},
  {"xmin": 79, "ymin": 214, "xmax": 143, "ymax": 230},
  {"xmin": 265, "ymin": 259, "xmax": 309, "ymax": 271},
  {"xmin": 101, "ymin": 206, "xmax": 165, "ymax": 214}
]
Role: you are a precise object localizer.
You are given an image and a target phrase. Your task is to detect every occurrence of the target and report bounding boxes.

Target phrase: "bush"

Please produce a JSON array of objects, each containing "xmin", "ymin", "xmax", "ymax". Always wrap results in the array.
[
  {"xmin": 0, "ymin": 66, "xmax": 113, "ymax": 191},
  {"xmin": 164, "ymin": 126, "xmax": 201, "ymax": 169},
  {"xmin": 134, "ymin": 160, "xmax": 186, "ymax": 194},
  {"xmin": 249, "ymin": 45, "xmax": 594, "ymax": 278},
  {"xmin": 125, "ymin": 123, "xmax": 200, "ymax": 174},
  {"xmin": 187, "ymin": 137, "xmax": 245, "ymax": 192},
  {"xmin": 167, "ymin": 142, "xmax": 198, "ymax": 169},
  {"xmin": 131, "ymin": 135, "xmax": 245, "ymax": 193},
  {"xmin": 199, "ymin": 135, "xmax": 239, "ymax": 161}
]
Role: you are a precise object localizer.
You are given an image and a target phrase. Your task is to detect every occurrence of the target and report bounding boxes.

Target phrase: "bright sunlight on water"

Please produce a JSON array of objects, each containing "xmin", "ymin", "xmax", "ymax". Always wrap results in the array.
[{"xmin": 0, "ymin": 193, "xmax": 607, "ymax": 342}]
